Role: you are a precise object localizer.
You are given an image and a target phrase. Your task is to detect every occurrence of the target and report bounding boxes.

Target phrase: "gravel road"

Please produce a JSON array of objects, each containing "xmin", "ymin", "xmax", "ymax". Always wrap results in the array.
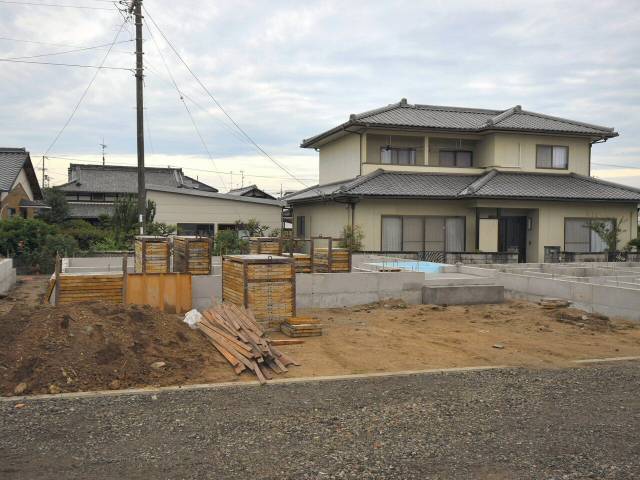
[{"xmin": 1, "ymin": 363, "xmax": 639, "ymax": 479}]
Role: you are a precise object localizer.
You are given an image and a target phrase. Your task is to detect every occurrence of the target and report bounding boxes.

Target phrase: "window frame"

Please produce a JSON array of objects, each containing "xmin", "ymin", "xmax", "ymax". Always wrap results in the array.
[
  {"xmin": 564, "ymin": 217, "xmax": 615, "ymax": 252},
  {"xmin": 380, "ymin": 215, "xmax": 466, "ymax": 252},
  {"xmin": 438, "ymin": 150, "xmax": 473, "ymax": 168},
  {"xmin": 536, "ymin": 144, "xmax": 569, "ymax": 170},
  {"xmin": 380, "ymin": 147, "xmax": 417, "ymax": 166},
  {"xmin": 296, "ymin": 216, "xmax": 306, "ymax": 238}
]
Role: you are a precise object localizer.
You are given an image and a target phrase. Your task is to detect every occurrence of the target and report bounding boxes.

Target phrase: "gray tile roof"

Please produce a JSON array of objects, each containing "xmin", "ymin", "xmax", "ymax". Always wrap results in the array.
[
  {"xmin": 0, "ymin": 148, "xmax": 29, "ymax": 192},
  {"xmin": 148, "ymin": 185, "xmax": 284, "ymax": 206},
  {"xmin": 0, "ymin": 147, "xmax": 43, "ymax": 199},
  {"xmin": 301, "ymin": 101, "xmax": 617, "ymax": 147},
  {"xmin": 57, "ymin": 164, "xmax": 218, "ymax": 194},
  {"xmin": 228, "ymin": 184, "xmax": 276, "ymax": 200},
  {"xmin": 285, "ymin": 169, "xmax": 640, "ymax": 204}
]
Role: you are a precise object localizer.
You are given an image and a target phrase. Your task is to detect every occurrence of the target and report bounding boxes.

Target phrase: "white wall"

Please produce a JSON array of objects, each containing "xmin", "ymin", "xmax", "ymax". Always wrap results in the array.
[
  {"xmin": 148, "ymin": 190, "xmax": 282, "ymax": 231},
  {"xmin": 13, "ymin": 169, "xmax": 34, "ymax": 200},
  {"xmin": 318, "ymin": 133, "xmax": 361, "ymax": 184}
]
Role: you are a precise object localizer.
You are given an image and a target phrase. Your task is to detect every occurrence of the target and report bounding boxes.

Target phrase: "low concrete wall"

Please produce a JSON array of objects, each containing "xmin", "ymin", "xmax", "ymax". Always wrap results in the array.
[
  {"xmin": 65, "ymin": 256, "xmax": 134, "ymax": 274},
  {"xmin": 452, "ymin": 264, "xmax": 640, "ymax": 321},
  {"xmin": 0, "ymin": 258, "xmax": 16, "ymax": 295},
  {"xmin": 422, "ymin": 285, "xmax": 504, "ymax": 305},
  {"xmin": 296, "ymin": 271, "xmax": 424, "ymax": 308}
]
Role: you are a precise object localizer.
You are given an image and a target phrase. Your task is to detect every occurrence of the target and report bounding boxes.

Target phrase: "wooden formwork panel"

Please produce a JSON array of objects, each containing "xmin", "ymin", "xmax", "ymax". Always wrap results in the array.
[
  {"xmin": 173, "ymin": 236, "xmax": 212, "ymax": 275},
  {"xmin": 125, "ymin": 273, "xmax": 192, "ymax": 314},
  {"xmin": 57, "ymin": 274, "xmax": 123, "ymax": 304},
  {"xmin": 292, "ymin": 253, "xmax": 312, "ymax": 273},
  {"xmin": 313, "ymin": 247, "xmax": 351, "ymax": 273},
  {"xmin": 249, "ymin": 237, "xmax": 283, "ymax": 255},
  {"xmin": 134, "ymin": 237, "xmax": 170, "ymax": 273},
  {"xmin": 222, "ymin": 255, "xmax": 295, "ymax": 327}
]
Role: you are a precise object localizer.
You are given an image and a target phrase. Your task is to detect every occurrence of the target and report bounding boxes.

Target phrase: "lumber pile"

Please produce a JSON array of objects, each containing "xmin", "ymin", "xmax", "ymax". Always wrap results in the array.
[
  {"xmin": 198, "ymin": 303, "xmax": 299, "ymax": 384},
  {"xmin": 281, "ymin": 317, "xmax": 323, "ymax": 337}
]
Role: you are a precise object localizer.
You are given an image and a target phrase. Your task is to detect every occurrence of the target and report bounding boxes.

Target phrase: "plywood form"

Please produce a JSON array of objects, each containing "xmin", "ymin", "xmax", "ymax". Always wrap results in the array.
[
  {"xmin": 222, "ymin": 254, "xmax": 295, "ymax": 328},
  {"xmin": 249, "ymin": 237, "xmax": 283, "ymax": 255},
  {"xmin": 134, "ymin": 236, "xmax": 170, "ymax": 273},
  {"xmin": 57, "ymin": 273, "xmax": 123, "ymax": 304},
  {"xmin": 125, "ymin": 273, "xmax": 192, "ymax": 314},
  {"xmin": 173, "ymin": 236, "xmax": 212, "ymax": 275},
  {"xmin": 313, "ymin": 247, "xmax": 351, "ymax": 273}
]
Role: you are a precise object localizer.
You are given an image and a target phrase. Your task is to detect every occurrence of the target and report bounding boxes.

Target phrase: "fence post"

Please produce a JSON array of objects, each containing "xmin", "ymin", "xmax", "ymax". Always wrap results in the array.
[
  {"xmin": 122, "ymin": 254, "xmax": 128, "ymax": 304},
  {"xmin": 53, "ymin": 253, "xmax": 61, "ymax": 306}
]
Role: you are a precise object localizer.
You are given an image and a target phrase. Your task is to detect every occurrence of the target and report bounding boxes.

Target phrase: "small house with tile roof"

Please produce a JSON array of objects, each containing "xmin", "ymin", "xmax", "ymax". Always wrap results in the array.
[{"xmin": 0, "ymin": 148, "xmax": 47, "ymax": 220}]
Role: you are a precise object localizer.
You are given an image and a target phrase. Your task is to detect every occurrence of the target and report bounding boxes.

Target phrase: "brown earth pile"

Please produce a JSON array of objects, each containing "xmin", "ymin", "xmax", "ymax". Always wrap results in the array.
[{"xmin": 0, "ymin": 301, "xmax": 236, "ymax": 396}]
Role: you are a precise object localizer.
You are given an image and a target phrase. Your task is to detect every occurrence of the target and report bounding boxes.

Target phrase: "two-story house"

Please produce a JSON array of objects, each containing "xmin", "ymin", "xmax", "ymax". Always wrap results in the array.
[{"xmin": 285, "ymin": 100, "xmax": 640, "ymax": 262}]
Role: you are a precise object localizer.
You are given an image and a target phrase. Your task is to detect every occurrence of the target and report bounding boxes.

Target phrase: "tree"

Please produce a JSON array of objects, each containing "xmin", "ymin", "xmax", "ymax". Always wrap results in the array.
[
  {"xmin": 587, "ymin": 217, "xmax": 625, "ymax": 252},
  {"xmin": 339, "ymin": 224, "xmax": 364, "ymax": 252},
  {"xmin": 238, "ymin": 218, "xmax": 270, "ymax": 237},
  {"xmin": 38, "ymin": 187, "xmax": 69, "ymax": 224},
  {"xmin": 213, "ymin": 229, "xmax": 246, "ymax": 255},
  {"xmin": 111, "ymin": 196, "xmax": 157, "ymax": 245}
]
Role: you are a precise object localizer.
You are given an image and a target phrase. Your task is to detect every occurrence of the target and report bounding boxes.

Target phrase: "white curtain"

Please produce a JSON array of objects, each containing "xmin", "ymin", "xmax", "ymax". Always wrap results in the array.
[
  {"xmin": 382, "ymin": 217, "xmax": 402, "ymax": 251},
  {"xmin": 552, "ymin": 146, "xmax": 568, "ymax": 169},
  {"xmin": 445, "ymin": 217, "xmax": 465, "ymax": 252},
  {"xmin": 590, "ymin": 219, "xmax": 613, "ymax": 252},
  {"xmin": 565, "ymin": 218, "xmax": 590, "ymax": 252}
]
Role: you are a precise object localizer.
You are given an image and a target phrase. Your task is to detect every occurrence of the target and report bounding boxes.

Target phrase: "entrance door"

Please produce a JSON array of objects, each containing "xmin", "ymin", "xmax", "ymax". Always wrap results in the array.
[{"xmin": 499, "ymin": 216, "xmax": 527, "ymax": 262}]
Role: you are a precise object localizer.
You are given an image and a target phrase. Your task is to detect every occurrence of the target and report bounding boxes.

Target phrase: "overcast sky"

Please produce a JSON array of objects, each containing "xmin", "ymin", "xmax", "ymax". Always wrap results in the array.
[{"xmin": 1, "ymin": 0, "xmax": 640, "ymax": 194}]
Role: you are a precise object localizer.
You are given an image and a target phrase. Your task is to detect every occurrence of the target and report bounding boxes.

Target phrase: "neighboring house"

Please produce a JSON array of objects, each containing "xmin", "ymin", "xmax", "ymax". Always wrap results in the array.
[
  {"xmin": 0, "ymin": 148, "xmax": 47, "ymax": 220},
  {"xmin": 286, "ymin": 100, "xmax": 640, "ymax": 262},
  {"xmin": 57, "ymin": 164, "xmax": 282, "ymax": 235},
  {"xmin": 228, "ymin": 184, "xmax": 276, "ymax": 200}
]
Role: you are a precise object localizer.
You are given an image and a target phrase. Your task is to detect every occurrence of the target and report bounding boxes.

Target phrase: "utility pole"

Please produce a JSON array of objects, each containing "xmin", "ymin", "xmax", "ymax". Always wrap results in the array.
[
  {"xmin": 130, "ymin": 0, "xmax": 145, "ymax": 233},
  {"xmin": 240, "ymin": 170, "xmax": 244, "ymax": 188},
  {"xmin": 100, "ymin": 137, "xmax": 107, "ymax": 166},
  {"xmin": 41, "ymin": 156, "xmax": 46, "ymax": 188}
]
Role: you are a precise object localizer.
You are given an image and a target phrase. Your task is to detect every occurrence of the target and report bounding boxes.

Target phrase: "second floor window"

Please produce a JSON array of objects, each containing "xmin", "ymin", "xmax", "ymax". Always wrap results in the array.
[
  {"xmin": 439, "ymin": 150, "xmax": 472, "ymax": 167},
  {"xmin": 380, "ymin": 147, "xmax": 416, "ymax": 165},
  {"xmin": 537, "ymin": 145, "xmax": 568, "ymax": 169}
]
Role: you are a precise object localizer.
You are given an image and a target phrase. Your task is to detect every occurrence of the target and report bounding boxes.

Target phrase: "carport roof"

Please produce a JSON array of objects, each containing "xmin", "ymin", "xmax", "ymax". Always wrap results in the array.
[{"xmin": 284, "ymin": 169, "xmax": 640, "ymax": 204}]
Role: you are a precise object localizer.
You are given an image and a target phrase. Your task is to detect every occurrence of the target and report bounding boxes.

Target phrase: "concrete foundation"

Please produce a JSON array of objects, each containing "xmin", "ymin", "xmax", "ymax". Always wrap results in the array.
[
  {"xmin": 448, "ymin": 262, "xmax": 640, "ymax": 321},
  {"xmin": 0, "ymin": 258, "xmax": 16, "ymax": 295},
  {"xmin": 422, "ymin": 285, "xmax": 504, "ymax": 305}
]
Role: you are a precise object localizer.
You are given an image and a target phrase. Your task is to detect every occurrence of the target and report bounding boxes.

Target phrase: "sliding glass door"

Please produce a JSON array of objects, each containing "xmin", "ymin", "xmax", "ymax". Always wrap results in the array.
[{"xmin": 381, "ymin": 215, "xmax": 465, "ymax": 252}]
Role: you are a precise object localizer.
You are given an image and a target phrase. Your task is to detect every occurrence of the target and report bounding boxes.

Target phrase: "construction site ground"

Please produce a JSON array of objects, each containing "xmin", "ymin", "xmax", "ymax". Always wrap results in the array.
[{"xmin": 1, "ymin": 276, "xmax": 639, "ymax": 396}]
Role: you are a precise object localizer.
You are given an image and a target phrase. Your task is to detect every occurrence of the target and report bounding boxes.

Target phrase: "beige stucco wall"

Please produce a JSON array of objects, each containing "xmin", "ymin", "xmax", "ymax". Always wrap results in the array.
[
  {"xmin": 14, "ymin": 169, "xmax": 35, "ymax": 200},
  {"xmin": 292, "ymin": 201, "xmax": 351, "ymax": 239},
  {"xmin": 318, "ymin": 130, "xmax": 593, "ymax": 180},
  {"xmin": 148, "ymin": 190, "xmax": 282, "ymax": 230},
  {"xmin": 478, "ymin": 219, "xmax": 498, "ymax": 251},
  {"xmin": 291, "ymin": 198, "xmax": 638, "ymax": 262},
  {"xmin": 318, "ymin": 133, "xmax": 361, "ymax": 184}
]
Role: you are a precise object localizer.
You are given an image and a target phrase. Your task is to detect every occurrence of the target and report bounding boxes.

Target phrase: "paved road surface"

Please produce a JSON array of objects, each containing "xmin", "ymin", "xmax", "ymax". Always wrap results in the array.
[{"xmin": 1, "ymin": 364, "xmax": 639, "ymax": 479}]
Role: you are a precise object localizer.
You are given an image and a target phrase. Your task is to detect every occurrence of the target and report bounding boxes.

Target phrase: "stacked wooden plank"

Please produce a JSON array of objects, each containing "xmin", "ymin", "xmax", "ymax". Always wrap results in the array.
[
  {"xmin": 57, "ymin": 273, "xmax": 123, "ymax": 304},
  {"xmin": 134, "ymin": 236, "xmax": 170, "ymax": 273},
  {"xmin": 313, "ymin": 247, "xmax": 351, "ymax": 273},
  {"xmin": 291, "ymin": 253, "xmax": 312, "ymax": 273},
  {"xmin": 280, "ymin": 317, "xmax": 323, "ymax": 337},
  {"xmin": 222, "ymin": 255, "xmax": 295, "ymax": 329},
  {"xmin": 249, "ymin": 237, "xmax": 283, "ymax": 255},
  {"xmin": 173, "ymin": 236, "xmax": 212, "ymax": 275},
  {"xmin": 198, "ymin": 303, "xmax": 299, "ymax": 384}
]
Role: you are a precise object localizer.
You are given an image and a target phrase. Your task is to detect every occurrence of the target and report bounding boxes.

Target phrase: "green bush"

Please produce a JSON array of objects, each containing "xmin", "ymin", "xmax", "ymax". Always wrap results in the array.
[
  {"xmin": 60, "ymin": 219, "xmax": 107, "ymax": 250},
  {"xmin": 0, "ymin": 217, "xmax": 78, "ymax": 272},
  {"xmin": 338, "ymin": 224, "xmax": 364, "ymax": 252},
  {"xmin": 213, "ymin": 230, "xmax": 248, "ymax": 255}
]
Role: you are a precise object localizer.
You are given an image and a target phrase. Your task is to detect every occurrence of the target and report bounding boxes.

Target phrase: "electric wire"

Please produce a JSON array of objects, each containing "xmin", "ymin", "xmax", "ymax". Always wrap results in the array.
[
  {"xmin": 144, "ymin": 20, "xmax": 228, "ymax": 189},
  {"xmin": 0, "ymin": 58, "xmax": 131, "ymax": 69},
  {"xmin": 0, "ymin": 0, "xmax": 114, "ymax": 10},
  {"xmin": 0, "ymin": 39, "xmax": 133, "ymax": 61},
  {"xmin": 143, "ymin": 5, "xmax": 312, "ymax": 190},
  {"xmin": 44, "ymin": 17, "xmax": 129, "ymax": 155}
]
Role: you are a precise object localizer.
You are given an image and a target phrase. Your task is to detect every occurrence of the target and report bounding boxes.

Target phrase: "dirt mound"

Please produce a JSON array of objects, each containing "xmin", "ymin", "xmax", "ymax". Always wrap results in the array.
[{"xmin": 0, "ymin": 301, "xmax": 234, "ymax": 396}]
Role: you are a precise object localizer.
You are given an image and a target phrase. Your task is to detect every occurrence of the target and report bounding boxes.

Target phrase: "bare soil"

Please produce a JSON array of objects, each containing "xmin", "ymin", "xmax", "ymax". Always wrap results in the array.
[
  {"xmin": 267, "ymin": 299, "xmax": 640, "ymax": 378},
  {"xmin": 1, "ymin": 276, "xmax": 639, "ymax": 396}
]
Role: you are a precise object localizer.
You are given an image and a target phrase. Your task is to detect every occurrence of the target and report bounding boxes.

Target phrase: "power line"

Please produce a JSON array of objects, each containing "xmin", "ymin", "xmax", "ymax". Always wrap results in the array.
[
  {"xmin": 143, "ymin": 20, "xmax": 228, "ymax": 189},
  {"xmin": 0, "ymin": 35, "xmax": 126, "ymax": 48},
  {"xmin": 143, "ymin": 5, "xmax": 311, "ymax": 190},
  {"xmin": 0, "ymin": 58, "xmax": 131, "ymax": 70},
  {"xmin": 0, "ymin": 39, "xmax": 133, "ymax": 61},
  {"xmin": 44, "ymin": 17, "xmax": 129, "ymax": 155},
  {"xmin": 0, "ymin": 0, "xmax": 114, "ymax": 10}
]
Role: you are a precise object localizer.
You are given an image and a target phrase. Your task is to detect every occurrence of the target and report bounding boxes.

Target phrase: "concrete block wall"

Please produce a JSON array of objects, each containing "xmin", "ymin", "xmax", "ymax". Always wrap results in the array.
[{"xmin": 0, "ymin": 258, "xmax": 17, "ymax": 295}]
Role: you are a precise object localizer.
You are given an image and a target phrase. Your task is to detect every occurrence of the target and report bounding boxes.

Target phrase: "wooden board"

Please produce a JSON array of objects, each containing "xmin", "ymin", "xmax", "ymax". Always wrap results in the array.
[
  {"xmin": 173, "ymin": 236, "xmax": 212, "ymax": 275},
  {"xmin": 134, "ymin": 236, "xmax": 170, "ymax": 273},
  {"xmin": 313, "ymin": 247, "xmax": 351, "ymax": 273},
  {"xmin": 57, "ymin": 273, "xmax": 123, "ymax": 304},
  {"xmin": 249, "ymin": 237, "xmax": 283, "ymax": 255},
  {"xmin": 222, "ymin": 255, "xmax": 295, "ymax": 328},
  {"xmin": 125, "ymin": 273, "xmax": 192, "ymax": 314}
]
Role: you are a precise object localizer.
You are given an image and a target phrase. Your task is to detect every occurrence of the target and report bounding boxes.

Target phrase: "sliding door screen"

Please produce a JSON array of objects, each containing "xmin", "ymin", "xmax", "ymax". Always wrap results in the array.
[
  {"xmin": 445, "ymin": 217, "xmax": 465, "ymax": 252},
  {"xmin": 403, "ymin": 217, "xmax": 424, "ymax": 251},
  {"xmin": 381, "ymin": 215, "xmax": 465, "ymax": 252},
  {"xmin": 424, "ymin": 217, "xmax": 445, "ymax": 251},
  {"xmin": 382, "ymin": 216, "xmax": 402, "ymax": 251}
]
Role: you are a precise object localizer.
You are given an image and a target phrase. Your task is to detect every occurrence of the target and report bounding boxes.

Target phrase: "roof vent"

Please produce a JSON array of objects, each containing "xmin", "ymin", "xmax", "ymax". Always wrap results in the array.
[
  {"xmin": 514, "ymin": 105, "xmax": 522, "ymax": 112},
  {"xmin": 349, "ymin": 113, "xmax": 356, "ymax": 121},
  {"xmin": 400, "ymin": 98, "xmax": 408, "ymax": 106}
]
